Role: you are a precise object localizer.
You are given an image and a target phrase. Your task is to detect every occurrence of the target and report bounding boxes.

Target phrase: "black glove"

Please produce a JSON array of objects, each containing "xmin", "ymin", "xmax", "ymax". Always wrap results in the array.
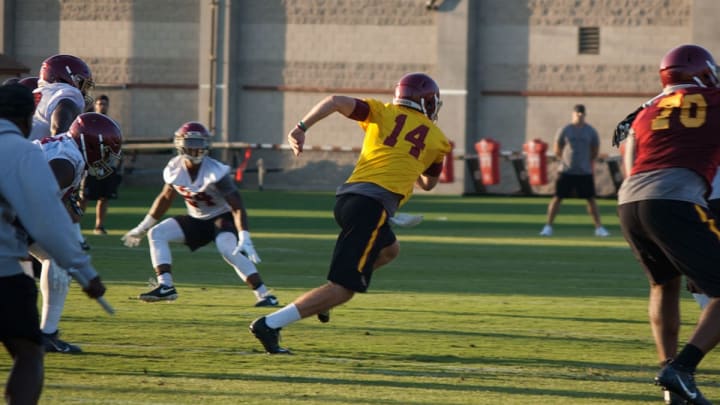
[{"xmin": 612, "ymin": 106, "xmax": 643, "ymax": 148}]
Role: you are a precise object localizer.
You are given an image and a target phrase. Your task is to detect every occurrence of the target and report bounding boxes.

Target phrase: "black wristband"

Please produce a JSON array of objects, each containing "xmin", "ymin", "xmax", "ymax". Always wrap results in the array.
[{"xmin": 297, "ymin": 120, "xmax": 308, "ymax": 131}]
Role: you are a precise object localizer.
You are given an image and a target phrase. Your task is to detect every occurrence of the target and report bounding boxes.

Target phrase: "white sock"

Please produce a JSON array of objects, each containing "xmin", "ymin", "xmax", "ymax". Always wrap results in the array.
[
  {"xmin": 40, "ymin": 261, "xmax": 70, "ymax": 334},
  {"xmin": 158, "ymin": 273, "xmax": 173, "ymax": 286},
  {"xmin": 265, "ymin": 303, "xmax": 301, "ymax": 329},
  {"xmin": 253, "ymin": 284, "xmax": 269, "ymax": 299}
]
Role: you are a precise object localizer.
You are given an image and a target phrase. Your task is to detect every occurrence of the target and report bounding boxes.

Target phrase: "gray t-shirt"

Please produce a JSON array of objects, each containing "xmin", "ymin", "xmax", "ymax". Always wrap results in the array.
[
  {"xmin": 618, "ymin": 168, "xmax": 708, "ymax": 206},
  {"xmin": 555, "ymin": 123, "xmax": 599, "ymax": 175}
]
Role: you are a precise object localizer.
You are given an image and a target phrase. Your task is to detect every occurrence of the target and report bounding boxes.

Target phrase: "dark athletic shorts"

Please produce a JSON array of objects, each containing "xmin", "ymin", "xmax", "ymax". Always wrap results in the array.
[
  {"xmin": 708, "ymin": 198, "xmax": 720, "ymax": 217},
  {"xmin": 174, "ymin": 212, "xmax": 236, "ymax": 251},
  {"xmin": 0, "ymin": 273, "xmax": 41, "ymax": 344},
  {"xmin": 81, "ymin": 172, "xmax": 122, "ymax": 200},
  {"xmin": 618, "ymin": 199, "xmax": 720, "ymax": 297},
  {"xmin": 328, "ymin": 194, "xmax": 397, "ymax": 293},
  {"xmin": 555, "ymin": 173, "xmax": 596, "ymax": 199}
]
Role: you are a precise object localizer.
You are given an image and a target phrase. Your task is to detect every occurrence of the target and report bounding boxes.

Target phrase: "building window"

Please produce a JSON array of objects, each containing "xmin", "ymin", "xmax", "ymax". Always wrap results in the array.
[{"xmin": 578, "ymin": 27, "xmax": 600, "ymax": 55}]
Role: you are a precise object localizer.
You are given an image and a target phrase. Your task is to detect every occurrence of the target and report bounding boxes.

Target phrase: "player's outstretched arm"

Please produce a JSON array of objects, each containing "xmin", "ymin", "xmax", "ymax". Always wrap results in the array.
[
  {"xmin": 121, "ymin": 184, "xmax": 175, "ymax": 247},
  {"xmin": 288, "ymin": 95, "xmax": 358, "ymax": 157}
]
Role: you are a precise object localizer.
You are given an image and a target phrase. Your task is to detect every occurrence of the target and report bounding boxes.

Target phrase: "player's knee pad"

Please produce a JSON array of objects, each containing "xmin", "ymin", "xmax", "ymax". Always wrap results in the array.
[
  {"xmin": 148, "ymin": 219, "xmax": 184, "ymax": 267},
  {"xmin": 216, "ymin": 232, "xmax": 257, "ymax": 280}
]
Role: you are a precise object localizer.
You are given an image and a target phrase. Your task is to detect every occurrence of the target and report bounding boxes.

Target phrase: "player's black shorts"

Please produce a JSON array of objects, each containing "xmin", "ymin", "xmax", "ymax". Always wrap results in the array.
[
  {"xmin": 555, "ymin": 173, "xmax": 596, "ymax": 198},
  {"xmin": 618, "ymin": 199, "xmax": 720, "ymax": 297},
  {"xmin": 708, "ymin": 198, "xmax": 720, "ymax": 217},
  {"xmin": 328, "ymin": 194, "xmax": 397, "ymax": 293},
  {"xmin": 174, "ymin": 212, "xmax": 236, "ymax": 251},
  {"xmin": 0, "ymin": 273, "xmax": 41, "ymax": 344},
  {"xmin": 81, "ymin": 172, "xmax": 122, "ymax": 200}
]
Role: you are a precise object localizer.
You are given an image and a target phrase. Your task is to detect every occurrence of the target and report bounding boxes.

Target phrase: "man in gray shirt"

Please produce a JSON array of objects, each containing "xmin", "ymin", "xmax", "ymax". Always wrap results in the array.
[
  {"xmin": 0, "ymin": 84, "xmax": 107, "ymax": 404},
  {"xmin": 539, "ymin": 104, "xmax": 610, "ymax": 237}
]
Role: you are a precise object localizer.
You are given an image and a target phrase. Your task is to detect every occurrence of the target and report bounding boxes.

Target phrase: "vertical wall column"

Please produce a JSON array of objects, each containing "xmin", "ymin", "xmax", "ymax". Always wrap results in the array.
[
  {"xmin": 435, "ymin": 1, "xmax": 469, "ymax": 194},
  {"xmin": 199, "ymin": 0, "xmax": 230, "ymax": 145}
]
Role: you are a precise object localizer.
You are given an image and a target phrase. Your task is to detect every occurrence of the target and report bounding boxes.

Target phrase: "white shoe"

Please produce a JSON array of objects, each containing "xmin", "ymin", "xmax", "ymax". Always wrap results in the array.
[
  {"xmin": 539, "ymin": 225, "xmax": 553, "ymax": 236},
  {"xmin": 389, "ymin": 213, "xmax": 424, "ymax": 228},
  {"xmin": 594, "ymin": 226, "xmax": 610, "ymax": 237}
]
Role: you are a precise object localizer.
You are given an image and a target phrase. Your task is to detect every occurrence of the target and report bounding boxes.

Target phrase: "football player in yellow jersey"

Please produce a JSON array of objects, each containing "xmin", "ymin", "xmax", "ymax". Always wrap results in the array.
[{"xmin": 250, "ymin": 73, "xmax": 451, "ymax": 354}]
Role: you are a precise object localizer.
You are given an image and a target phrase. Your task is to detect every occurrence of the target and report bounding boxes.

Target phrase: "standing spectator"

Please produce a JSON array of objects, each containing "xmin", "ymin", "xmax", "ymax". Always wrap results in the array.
[
  {"xmin": 79, "ymin": 95, "xmax": 123, "ymax": 235},
  {"xmin": 617, "ymin": 44, "xmax": 720, "ymax": 404},
  {"xmin": 249, "ymin": 72, "xmax": 452, "ymax": 354},
  {"xmin": 0, "ymin": 84, "xmax": 107, "ymax": 404},
  {"xmin": 539, "ymin": 104, "xmax": 610, "ymax": 237},
  {"xmin": 121, "ymin": 121, "xmax": 279, "ymax": 307}
]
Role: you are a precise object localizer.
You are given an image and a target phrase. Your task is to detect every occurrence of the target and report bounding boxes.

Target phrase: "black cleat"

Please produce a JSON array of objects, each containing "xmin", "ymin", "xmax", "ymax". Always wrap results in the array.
[
  {"xmin": 317, "ymin": 311, "xmax": 330, "ymax": 323},
  {"xmin": 43, "ymin": 330, "xmax": 82, "ymax": 354},
  {"xmin": 655, "ymin": 363, "xmax": 711, "ymax": 405},
  {"xmin": 254, "ymin": 295, "xmax": 279, "ymax": 307},
  {"xmin": 80, "ymin": 239, "xmax": 91, "ymax": 251},
  {"xmin": 139, "ymin": 284, "xmax": 178, "ymax": 302},
  {"xmin": 249, "ymin": 317, "xmax": 290, "ymax": 354},
  {"xmin": 664, "ymin": 389, "xmax": 688, "ymax": 405}
]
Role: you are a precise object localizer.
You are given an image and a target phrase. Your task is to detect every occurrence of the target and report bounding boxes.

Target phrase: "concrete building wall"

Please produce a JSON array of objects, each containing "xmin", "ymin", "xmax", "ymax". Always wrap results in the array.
[
  {"xmin": 10, "ymin": 0, "xmax": 198, "ymax": 141},
  {"xmin": 3, "ymin": 0, "xmax": 720, "ymax": 194}
]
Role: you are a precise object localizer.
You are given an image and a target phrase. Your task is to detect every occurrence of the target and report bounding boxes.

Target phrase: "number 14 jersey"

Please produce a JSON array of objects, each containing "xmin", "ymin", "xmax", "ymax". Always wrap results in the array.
[{"xmin": 347, "ymin": 99, "xmax": 451, "ymax": 204}]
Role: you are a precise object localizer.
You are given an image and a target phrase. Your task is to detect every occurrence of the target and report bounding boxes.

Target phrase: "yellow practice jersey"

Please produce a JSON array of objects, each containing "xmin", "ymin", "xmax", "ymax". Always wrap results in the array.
[{"xmin": 346, "ymin": 98, "xmax": 451, "ymax": 204}]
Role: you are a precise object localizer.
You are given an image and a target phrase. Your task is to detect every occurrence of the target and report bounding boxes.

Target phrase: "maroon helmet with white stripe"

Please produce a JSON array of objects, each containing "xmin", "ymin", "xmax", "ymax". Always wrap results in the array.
[
  {"xmin": 392, "ymin": 72, "xmax": 442, "ymax": 121},
  {"xmin": 174, "ymin": 121, "xmax": 212, "ymax": 164},
  {"xmin": 69, "ymin": 112, "xmax": 123, "ymax": 178}
]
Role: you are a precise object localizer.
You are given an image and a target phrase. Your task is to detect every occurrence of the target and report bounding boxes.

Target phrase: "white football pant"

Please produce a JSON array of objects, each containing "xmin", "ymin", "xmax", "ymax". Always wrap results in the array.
[
  {"xmin": 29, "ymin": 243, "xmax": 71, "ymax": 334},
  {"xmin": 147, "ymin": 218, "xmax": 258, "ymax": 280}
]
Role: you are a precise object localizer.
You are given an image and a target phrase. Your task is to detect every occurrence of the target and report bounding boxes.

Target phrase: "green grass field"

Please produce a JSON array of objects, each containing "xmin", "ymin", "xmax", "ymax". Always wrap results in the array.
[{"xmin": 7, "ymin": 187, "xmax": 718, "ymax": 404}]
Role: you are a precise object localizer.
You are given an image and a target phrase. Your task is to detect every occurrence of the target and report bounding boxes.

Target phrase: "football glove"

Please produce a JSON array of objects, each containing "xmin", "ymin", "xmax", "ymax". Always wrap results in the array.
[
  {"xmin": 232, "ymin": 230, "xmax": 261, "ymax": 264},
  {"xmin": 612, "ymin": 106, "xmax": 643, "ymax": 148},
  {"xmin": 121, "ymin": 215, "xmax": 157, "ymax": 248},
  {"xmin": 388, "ymin": 213, "xmax": 424, "ymax": 228}
]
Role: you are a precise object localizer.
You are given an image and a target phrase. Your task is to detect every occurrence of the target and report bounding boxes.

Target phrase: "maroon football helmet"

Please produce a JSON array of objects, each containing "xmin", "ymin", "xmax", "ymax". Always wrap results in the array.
[
  {"xmin": 174, "ymin": 121, "xmax": 212, "ymax": 164},
  {"xmin": 39, "ymin": 54, "xmax": 94, "ymax": 96},
  {"xmin": 18, "ymin": 76, "xmax": 38, "ymax": 91},
  {"xmin": 659, "ymin": 44, "xmax": 719, "ymax": 88},
  {"xmin": 69, "ymin": 112, "xmax": 122, "ymax": 178},
  {"xmin": 392, "ymin": 72, "xmax": 442, "ymax": 121}
]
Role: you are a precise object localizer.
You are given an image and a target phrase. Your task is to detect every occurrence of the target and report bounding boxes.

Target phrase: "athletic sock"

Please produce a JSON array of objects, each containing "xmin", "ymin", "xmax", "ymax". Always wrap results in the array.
[
  {"xmin": 158, "ymin": 272, "xmax": 173, "ymax": 287},
  {"xmin": 674, "ymin": 344, "xmax": 704, "ymax": 372},
  {"xmin": 253, "ymin": 283, "xmax": 269, "ymax": 299},
  {"xmin": 265, "ymin": 303, "xmax": 301, "ymax": 329}
]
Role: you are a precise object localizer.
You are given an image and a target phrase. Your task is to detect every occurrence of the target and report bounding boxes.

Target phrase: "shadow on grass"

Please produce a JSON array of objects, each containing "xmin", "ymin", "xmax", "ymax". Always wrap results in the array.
[{"xmin": 45, "ymin": 365, "xmax": 668, "ymax": 404}]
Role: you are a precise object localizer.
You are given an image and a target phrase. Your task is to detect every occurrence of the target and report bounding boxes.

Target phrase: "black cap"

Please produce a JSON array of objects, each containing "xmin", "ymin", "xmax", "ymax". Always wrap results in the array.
[
  {"xmin": 0, "ymin": 84, "xmax": 35, "ymax": 121},
  {"xmin": 573, "ymin": 104, "xmax": 586, "ymax": 113}
]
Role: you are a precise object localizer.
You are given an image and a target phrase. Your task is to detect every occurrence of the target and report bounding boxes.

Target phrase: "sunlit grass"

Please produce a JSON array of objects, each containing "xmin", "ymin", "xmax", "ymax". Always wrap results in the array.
[{"xmin": 3, "ymin": 188, "xmax": 716, "ymax": 404}]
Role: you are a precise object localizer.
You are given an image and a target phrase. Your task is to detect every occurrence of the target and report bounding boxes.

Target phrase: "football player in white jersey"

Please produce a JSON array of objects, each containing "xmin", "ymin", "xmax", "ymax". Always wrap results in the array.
[
  {"xmin": 29, "ymin": 54, "xmax": 93, "ymax": 142},
  {"xmin": 30, "ymin": 112, "xmax": 122, "ymax": 353},
  {"xmin": 122, "ymin": 121, "xmax": 279, "ymax": 307},
  {"xmin": 29, "ymin": 54, "xmax": 94, "ymax": 255}
]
